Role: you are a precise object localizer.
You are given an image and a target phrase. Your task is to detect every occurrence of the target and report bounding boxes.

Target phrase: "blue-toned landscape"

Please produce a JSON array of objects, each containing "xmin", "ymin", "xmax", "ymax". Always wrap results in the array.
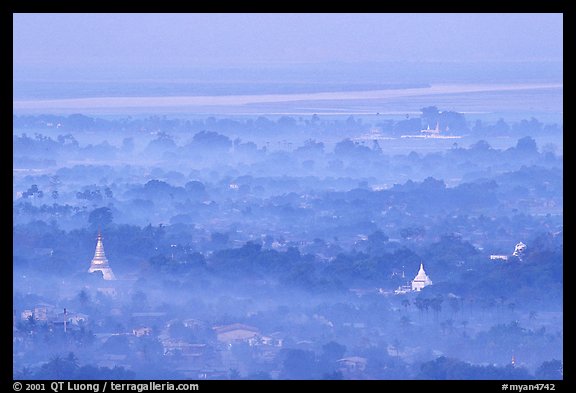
[{"xmin": 13, "ymin": 13, "xmax": 562, "ymax": 380}]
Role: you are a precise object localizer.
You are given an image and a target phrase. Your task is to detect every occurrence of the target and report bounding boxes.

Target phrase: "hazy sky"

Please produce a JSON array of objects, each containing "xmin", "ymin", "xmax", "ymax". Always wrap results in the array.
[{"xmin": 14, "ymin": 13, "xmax": 562, "ymax": 68}]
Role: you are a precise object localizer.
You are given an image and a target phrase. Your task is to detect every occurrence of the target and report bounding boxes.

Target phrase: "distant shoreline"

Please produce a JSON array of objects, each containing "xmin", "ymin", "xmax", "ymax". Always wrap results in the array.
[{"xmin": 13, "ymin": 83, "xmax": 562, "ymax": 115}]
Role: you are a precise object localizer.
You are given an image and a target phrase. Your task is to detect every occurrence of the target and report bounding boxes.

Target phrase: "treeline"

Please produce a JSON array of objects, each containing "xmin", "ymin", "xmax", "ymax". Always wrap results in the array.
[
  {"xmin": 13, "ymin": 215, "xmax": 563, "ymax": 306},
  {"xmin": 17, "ymin": 350, "xmax": 562, "ymax": 380},
  {"xmin": 13, "ymin": 107, "xmax": 562, "ymax": 137}
]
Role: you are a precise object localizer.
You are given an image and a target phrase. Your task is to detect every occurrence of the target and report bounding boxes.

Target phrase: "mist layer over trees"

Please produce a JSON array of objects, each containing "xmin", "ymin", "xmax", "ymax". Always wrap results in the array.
[{"xmin": 13, "ymin": 108, "xmax": 562, "ymax": 380}]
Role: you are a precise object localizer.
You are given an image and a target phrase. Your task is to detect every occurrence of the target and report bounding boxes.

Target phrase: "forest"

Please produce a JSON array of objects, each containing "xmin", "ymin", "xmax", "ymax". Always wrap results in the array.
[{"xmin": 13, "ymin": 109, "xmax": 563, "ymax": 380}]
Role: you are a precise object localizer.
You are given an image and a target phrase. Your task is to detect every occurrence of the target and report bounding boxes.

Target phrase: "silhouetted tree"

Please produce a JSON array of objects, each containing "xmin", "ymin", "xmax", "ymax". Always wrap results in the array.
[
  {"xmin": 88, "ymin": 207, "xmax": 113, "ymax": 229},
  {"xmin": 535, "ymin": 360, "xmax": 562, "ymax": 380},
  {"xmin": 282, "ymin": 349, "xmax": 316, "ymax": 379}
]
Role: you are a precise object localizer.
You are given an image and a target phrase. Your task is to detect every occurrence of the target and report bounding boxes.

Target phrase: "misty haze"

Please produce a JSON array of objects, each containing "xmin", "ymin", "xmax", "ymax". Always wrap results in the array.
[{"xmin": 13, "ymin": 13, "xmax": 563, "ymax": 381}]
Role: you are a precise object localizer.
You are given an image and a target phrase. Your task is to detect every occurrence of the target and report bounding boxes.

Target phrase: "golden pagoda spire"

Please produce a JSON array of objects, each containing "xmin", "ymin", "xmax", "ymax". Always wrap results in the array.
[{"xmin": 88, "ymin": 230, "xmax": 116, "ymax": 280}]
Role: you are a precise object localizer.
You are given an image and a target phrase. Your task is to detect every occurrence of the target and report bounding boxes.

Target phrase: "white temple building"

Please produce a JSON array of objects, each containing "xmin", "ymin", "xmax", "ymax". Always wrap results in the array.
[
  {"xmin": 420, "ymin": 122, "xmax": 441, "ymax": 135},
  {"xmin": 512, "ymin": 242, "xmax": 527, "ymax": 258},
  {"xmin": 490, "ymin": 241, "xmax": 527, "ymax": 262},
  {"xmin": 88, "ymin": 231, "xmax": 116, "ymax": 280},
  {"xmin": 411, "ymin": 263, "xmax": 433, "ymax": 291},
  {"xmin": 394, "ymin": 263, "xmax": 433, "ymax": 294}
]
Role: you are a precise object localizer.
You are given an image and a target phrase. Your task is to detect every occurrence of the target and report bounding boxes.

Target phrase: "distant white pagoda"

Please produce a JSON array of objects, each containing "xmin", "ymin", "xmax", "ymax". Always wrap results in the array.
[
  {"xmin": 88, "ymin": 231, "xmax": 116, "ymax": 280},
  {"xmin": 411, "ymin": 263, "xmax": 432, "ymax": 291},
  {"xmin": 420, "ymin": 122, "xmax": 441, "ymax": 135},
  {"xmin": 393, "ymin": 263, "xmax": 433, "ymax": 294},
  {"xmin": 490, "ymin": 241, "xmax": 527, "ymax": 262},
  {"xmin": 512, "ymin": 242, "xmax": 527, "ymax": 259}
]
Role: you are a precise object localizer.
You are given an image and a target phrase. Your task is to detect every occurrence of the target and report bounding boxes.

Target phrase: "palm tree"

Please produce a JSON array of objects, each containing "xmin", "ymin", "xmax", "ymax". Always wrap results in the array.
[
  {"xmin": 448, "ymin": 297, "xmax": 460, "ymax": 317},
  {"xmin": 16, "ymin": 367, "xmax": 33, "ymax": 379},
  {"xmin": 41, "ymin": 356, "xmax": 65, "ymax": 379},
  {"xmin": 66, "ymin": 352, "xmax": 79, "ymax": 369},
  {"xmin": 430, "ymin": 297, "xmax": 443, "ymax": 322},
  {"xmin": 229, "ymin": 368, "xmax": 241, "ymax": 380},
  {"xmin": 77, "ymin": 289, "xmax": 90, "ymax": 308},
  {"xmin": 423, "ymin": 298, "xmax": 431, "ymax": 320},
  {"xmin": 414, "ymin": 298, "xmax": 425, "ymax": 320}
]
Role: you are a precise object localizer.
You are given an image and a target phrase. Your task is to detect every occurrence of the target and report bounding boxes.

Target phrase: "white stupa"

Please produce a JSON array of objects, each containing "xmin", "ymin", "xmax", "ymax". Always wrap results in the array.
[
  {"xmin": 88, "ymin": 231, "xmax": 116, "ymax": 280},
  {"xmin": 411, "ymin": 263, "xmax": 432, "ymax": 291}
]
